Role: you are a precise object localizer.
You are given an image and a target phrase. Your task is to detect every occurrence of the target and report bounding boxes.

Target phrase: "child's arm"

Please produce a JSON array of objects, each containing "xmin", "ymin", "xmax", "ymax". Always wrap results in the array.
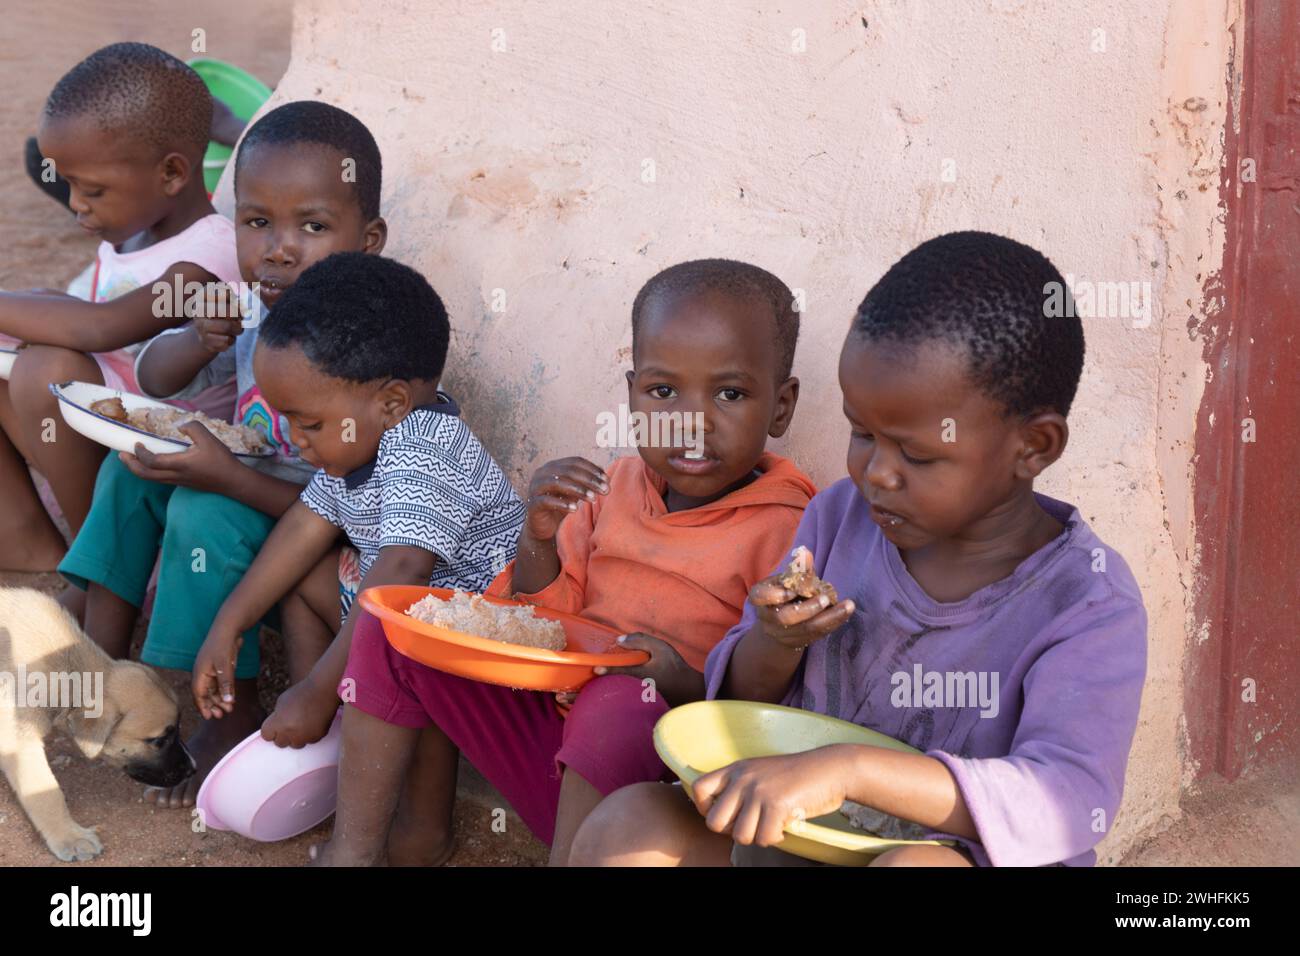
[
  {"xmin": 259, "ymin": 544, "xmax": 438, "ymax": 748},
  {"xmin": 193, "ymin": 501, "xmax": 341, "ymax": 716},
  {"xmin": 510, "ymin": 456, "xmax": 608, "ymax": 595},
  {"xmin": 696, "ymin": 599, "xmax": 1148, "ymax": 864},
  {"xmin": 135, "ymin": 287, "xmax": 246, "ymax": 397},
  {"xmin": 689, "ymin": 743, "xmax": 979, "ymax": 849},
  {"xmin": 119, "ymin": 424, "xmax": 303, "ymax": 517},
  {"xmin": 719, "ymin": 577, "xmax": 856, "ymax": 703},
  {"xmin": 0, "ymin": 262, "xmax": 219, "ymax": 352}
]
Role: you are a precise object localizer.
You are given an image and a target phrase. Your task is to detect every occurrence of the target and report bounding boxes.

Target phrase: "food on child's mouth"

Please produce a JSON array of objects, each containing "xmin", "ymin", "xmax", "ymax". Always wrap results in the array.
[
  {"xmin": 778, "ymin": 546, "xmax": 838, "ymax": 602},
  {"xmin": 839, "ymin": 800, "xmax": 928, "ymax": 841},
  {"xmin": 89, "ymin": 397, "xmax": 269, "ymax": 455},
  {"xmin": 405, "ymin": 590, "xmax": 568, "ymax": 651}
]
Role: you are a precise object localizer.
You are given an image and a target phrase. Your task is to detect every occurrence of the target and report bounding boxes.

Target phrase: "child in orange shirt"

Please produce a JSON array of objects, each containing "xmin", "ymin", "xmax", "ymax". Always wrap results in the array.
[{"xmin": 313, "ymin": 259, "xmax": 816, "ymax": 866}]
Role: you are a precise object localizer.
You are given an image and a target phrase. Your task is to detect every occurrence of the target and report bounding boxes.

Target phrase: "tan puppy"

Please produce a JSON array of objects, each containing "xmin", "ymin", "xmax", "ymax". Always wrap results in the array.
[{"xmin": 0, "ymin": 588, "xmax": 193, "ymax": 861}]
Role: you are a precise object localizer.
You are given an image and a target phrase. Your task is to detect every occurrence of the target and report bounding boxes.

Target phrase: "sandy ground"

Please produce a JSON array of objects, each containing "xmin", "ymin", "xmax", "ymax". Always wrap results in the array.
[
  {"xmin": 1118, "ymin": 760, "xmax": 1300, "ymax": 867},
  {"xmin": 0, "ymin": 1, "xmax": 546, "ymax": 868}
]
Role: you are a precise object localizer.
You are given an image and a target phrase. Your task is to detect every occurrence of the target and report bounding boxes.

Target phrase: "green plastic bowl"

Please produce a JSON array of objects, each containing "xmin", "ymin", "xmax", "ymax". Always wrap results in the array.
[{"xmin": 188, "ymin": 58, "xmax": 273, "ymax": 193}]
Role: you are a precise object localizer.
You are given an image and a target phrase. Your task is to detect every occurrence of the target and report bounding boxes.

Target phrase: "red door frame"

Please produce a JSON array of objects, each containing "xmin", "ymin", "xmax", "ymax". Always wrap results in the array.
[{"xmin": 1187, "ymin": 0, "xmax": 1299, "ymax": 780}]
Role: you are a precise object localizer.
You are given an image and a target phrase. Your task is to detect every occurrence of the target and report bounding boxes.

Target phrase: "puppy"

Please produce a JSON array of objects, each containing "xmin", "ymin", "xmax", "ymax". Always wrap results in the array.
[{"xmin": 0, "ymin": 588, "xmax": 194, "ymax": 861}]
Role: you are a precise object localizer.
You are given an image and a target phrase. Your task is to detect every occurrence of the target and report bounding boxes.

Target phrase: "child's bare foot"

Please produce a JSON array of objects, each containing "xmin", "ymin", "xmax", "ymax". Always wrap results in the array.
[
  {"xmin": 385, "ymin": 823, "xmax": 455, "ymax": 867},
  {"xmin": 145, "ymin": 681, "xmax": 263, "ymax": 809}
]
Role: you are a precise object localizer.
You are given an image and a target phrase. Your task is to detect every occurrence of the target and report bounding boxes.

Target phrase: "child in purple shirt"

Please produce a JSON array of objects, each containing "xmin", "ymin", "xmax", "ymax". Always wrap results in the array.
[{"xmin": 570, "ymin": 231, "xmax": 1148, "ymax": 867}]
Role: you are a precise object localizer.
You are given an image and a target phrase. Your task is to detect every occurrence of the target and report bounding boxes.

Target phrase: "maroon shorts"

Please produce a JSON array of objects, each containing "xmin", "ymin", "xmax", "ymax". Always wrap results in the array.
[{"xmin": 342, "ymin": 608, "xmax": 673, "ymax": 845}]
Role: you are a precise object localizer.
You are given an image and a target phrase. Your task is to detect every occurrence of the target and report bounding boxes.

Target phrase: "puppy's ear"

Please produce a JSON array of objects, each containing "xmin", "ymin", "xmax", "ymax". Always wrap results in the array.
[{"xmin": 63, "ymin": 700, "xmax": 122, "ymax": 760}]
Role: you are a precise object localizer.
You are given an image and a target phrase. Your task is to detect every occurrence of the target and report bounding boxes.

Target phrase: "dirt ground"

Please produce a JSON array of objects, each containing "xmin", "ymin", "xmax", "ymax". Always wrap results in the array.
[
  {"xmin": 0, "ymin": 1, "xmax": 545, "ymax": 868},
  {"xmin": 1118, "ymin": 760, "xmax": 1300, "ymax": 867}
]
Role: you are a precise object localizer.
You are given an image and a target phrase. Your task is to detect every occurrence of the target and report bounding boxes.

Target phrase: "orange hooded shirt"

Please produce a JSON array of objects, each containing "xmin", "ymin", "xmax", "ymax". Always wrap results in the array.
[{"xmin": 487, "ymin": 451, "xmax": 816, "ymax": 671}]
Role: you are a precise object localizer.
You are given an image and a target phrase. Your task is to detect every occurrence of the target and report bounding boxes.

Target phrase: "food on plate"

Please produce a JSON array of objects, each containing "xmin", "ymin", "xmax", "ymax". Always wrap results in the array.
[
  {"xmin": 777, "ymin": 545, "xmax": 838, "ymax": 602},
  {"xmin": 839, "ymin": 800, "xmax": 928, "ymax": 841},
  {"xmin": 89, "ymin": 397, "xmax": 268, "ymax": 455},
  {"xmin": 405, "ymin": 590, "xmax": 568, "ymax": 651}
]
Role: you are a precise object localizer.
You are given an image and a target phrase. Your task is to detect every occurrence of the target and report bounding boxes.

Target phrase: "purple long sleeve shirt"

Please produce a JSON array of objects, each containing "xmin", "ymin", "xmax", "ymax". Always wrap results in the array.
[{"xmin": 704, "ymin": 478, "xmax": 1148, "ymax": 867}]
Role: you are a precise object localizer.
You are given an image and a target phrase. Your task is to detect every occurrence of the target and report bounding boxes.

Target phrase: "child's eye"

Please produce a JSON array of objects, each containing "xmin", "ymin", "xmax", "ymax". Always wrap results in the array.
[
  {"xmin": 649, "ymin": 385, "xmax": 676, "ymax": 399},
  {"xmin": 851, "ymin": 431, "xmax": 873, "ymax": 442},
  {"xmin": 901, "ymin": 450, "xmax": 934, "ymax": 465},
  {"xmin": 303, "ymin": 222, "xmax": 327, "ymax": 234},
  {"xmin": 245, "ymin": 217, "xmax": 268, "ymax": 228},
  {"xmin": 717, "ymin": 387, "xmax": 745, "ymax": 402},
  {"xmin": 299, "ymin": 421, "xmax": 322, "ymax": 432}
]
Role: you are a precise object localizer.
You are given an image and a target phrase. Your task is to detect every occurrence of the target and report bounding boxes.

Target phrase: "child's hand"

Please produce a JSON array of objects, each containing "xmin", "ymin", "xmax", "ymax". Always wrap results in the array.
[
  {"xmin": 523, "ymin": 457, "xmax": 609, "ymax": 541},
  {"xmin": 690, "ymin": 747, "xmax": 851, "ymax": 847},
  {"xmin": 189, "ymin": 284, "xmax": 247, "ymax": 354},
  {"xmin": 119, "ymin": 421, "xmax": 241, "ymax": 493},
  {"xmin": 593, "ymin": 632, "xmax": 704, "ymax": 706},
  {"xmin": 261, "ymin": 679, "xmax": 339, "ymax": 749},
  {"xmin": 749, "ymin": 575, "xmax": 855, "ymax": 651},
  {"xmin": 193, "ymin": 628, "xmax": 242, "ymax": 719}
]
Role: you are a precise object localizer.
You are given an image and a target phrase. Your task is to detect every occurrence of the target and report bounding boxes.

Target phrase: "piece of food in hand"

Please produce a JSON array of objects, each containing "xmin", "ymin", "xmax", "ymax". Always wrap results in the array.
[
  {"xmin": 777, "ymin": 546, "xmax": 838, "ymax": 602},
  {"xmin": 90, "ymin": 398, "xmax": 268, "ymax": 455},
  {"xmin": 840, "ymin": 800, "xmax": 927, "ymax": 841},
  {"xmin": 406, "ymin": 590, "xmax": 567, "ymax": 651}
]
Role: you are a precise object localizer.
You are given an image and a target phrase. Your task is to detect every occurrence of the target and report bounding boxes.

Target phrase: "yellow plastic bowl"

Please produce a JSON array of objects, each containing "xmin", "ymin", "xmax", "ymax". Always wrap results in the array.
[{"xmin": 653, "ymin": 700, "xmax": 953, "ymax": 866}]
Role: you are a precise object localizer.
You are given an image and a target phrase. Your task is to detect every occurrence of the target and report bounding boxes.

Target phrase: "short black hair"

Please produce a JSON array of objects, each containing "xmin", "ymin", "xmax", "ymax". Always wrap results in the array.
[
  {"xmin": 43, "ymin": 43, "xmax": 211, "ymax": 159},
  {"xmin": 259, "ymin": 252, "xmax": 449, "ymax": 384},
  {"xmin": 851, "ymin": 231, "xmax": 1085, "ymax": 417},
  {"xmin": 235, "ymin": 101, "xmax": 382, "ymax": 220},
  {"xmin": 631, "ymin": 259, "xmax": 800, "ymax": 382}
]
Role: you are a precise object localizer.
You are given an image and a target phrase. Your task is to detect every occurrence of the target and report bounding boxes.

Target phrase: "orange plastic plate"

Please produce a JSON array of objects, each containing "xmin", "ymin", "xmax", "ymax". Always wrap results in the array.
[{"xmin": 358, "ymin": 585, "xmax": 650, "ymax": 692}]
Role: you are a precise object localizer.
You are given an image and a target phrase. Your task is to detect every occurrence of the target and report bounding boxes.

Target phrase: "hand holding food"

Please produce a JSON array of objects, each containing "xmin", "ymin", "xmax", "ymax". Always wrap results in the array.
[
  {"xmin": 189, "ymin": 283, "xmax": 247, "ymax": 353},
  {"xmin": 523, "ymin": 457, "xmax": 609, "ymax": 542},
  {"xmin": 749, "ymin": 546, "xmax": 855, "ymax": 650}
]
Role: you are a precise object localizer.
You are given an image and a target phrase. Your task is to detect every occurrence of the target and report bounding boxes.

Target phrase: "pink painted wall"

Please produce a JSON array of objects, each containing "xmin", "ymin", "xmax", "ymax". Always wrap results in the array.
[{"xmin": 216, "ymin": 0, "xmax": 1237, "ymax": 862}]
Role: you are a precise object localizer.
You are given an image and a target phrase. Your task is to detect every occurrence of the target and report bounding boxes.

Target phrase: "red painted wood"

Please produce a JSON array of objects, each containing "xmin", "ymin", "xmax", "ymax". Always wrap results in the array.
[{"xmin": 1189, "ymin": 0, "xmax": 1299, "ymax": 779}]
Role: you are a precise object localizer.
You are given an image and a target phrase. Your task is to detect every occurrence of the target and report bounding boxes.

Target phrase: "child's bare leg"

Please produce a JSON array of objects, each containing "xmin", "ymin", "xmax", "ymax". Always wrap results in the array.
[
  {"xmin": 144, "ymin": 677, "xmax": 263, "ymax": 808},
  {"xmin": 56, "ymin": 585, "xmax": 86, "ymax": 624},
  {"xmin": 549, "ymin": 769, "xmax": 607, "ymax": 867},
  {"xmin": 0, "ymin": 381, "xmax": 66, "ymax": 571},
  {"xmin": 385, "ymin": 724, "xmax": 460, "ymax": 866},
  {"xmin": 311, "ymin": 705, "xmax": 422, "ymax": 866},
  {"xmin": 568, "ymin": 782, "xmax": 733, "ymax": 866},
  {"xmin": 869, "ymin": 844, "xmax": 975, "ymax": 867},
  {"xmin": 82, "ymin": 582, "xmax": 137, "ymax": 659},
  {"xmin": 281, "ymin": 546, "xmax": 344, "ymax": 682},
  {"xmin": 9, "ymin": 345, "xmax": 108, "ymax": 534}
]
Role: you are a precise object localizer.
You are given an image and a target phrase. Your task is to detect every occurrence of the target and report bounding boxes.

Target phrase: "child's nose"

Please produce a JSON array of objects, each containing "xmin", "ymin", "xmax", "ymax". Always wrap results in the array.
[
  {"xmin": 265, "ymin": 232, "xmax": 298, "ymax": 265},
  {"xmin": 865, "ymin": 451, "xmax": 902, "ymax": 491}
]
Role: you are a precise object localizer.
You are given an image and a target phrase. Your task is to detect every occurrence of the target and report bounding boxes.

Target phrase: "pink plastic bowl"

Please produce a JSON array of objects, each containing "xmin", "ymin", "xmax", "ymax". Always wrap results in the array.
[{"xmin": 195, "ymin": 711, "xmax": 342, "ymax": 841}]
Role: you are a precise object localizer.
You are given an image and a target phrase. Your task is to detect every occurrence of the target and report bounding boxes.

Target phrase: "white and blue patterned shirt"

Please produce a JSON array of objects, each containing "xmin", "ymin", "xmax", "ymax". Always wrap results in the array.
[{"xmin": 300, "ymin": 393, "xmax": 523, "ymax": 591}]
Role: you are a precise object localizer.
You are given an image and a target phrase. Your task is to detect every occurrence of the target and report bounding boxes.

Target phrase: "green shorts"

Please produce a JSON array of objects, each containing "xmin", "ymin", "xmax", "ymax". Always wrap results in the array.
[{"xmin": 59, "ymin": 454, "xmax": 277, "ymax": 680}]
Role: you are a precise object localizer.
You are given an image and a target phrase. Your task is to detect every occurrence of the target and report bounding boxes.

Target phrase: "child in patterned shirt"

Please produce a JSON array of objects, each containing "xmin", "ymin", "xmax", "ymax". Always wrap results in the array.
[{"xmin": 192, "ymin": 252, "xmax": 524, "ymax": 749}]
